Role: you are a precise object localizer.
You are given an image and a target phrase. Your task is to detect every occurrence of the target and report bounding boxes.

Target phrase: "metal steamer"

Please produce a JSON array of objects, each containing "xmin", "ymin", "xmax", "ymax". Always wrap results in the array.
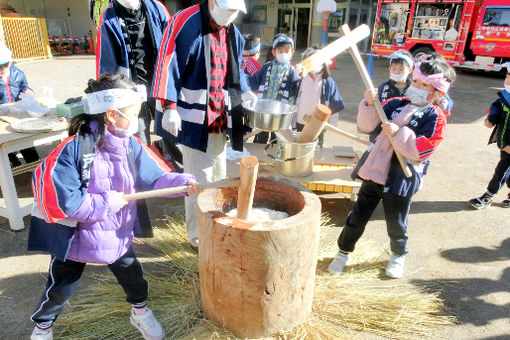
[{"xmin": 243, "ymin": 99, "xmax": 317, "ymax": 177}]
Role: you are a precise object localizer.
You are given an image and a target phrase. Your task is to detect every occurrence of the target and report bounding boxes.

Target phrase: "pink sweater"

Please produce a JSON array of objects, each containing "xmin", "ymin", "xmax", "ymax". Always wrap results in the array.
[{"xmin": 357, "ymin": 100, "xmax": 421, "ymax": 185}]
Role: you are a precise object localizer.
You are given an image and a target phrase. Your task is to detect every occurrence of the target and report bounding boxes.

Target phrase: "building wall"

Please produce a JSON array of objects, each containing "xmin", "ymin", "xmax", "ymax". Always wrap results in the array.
[{"xmin": 243, "ymin": 0, "xmax": 376, "ymax": 52}]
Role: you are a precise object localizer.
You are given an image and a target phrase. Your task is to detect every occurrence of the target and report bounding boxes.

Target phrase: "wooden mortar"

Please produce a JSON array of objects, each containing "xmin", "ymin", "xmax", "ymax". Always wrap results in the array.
[{"xmin": 197, "ymin": 177, "xmax": 321, "ymax": 339}]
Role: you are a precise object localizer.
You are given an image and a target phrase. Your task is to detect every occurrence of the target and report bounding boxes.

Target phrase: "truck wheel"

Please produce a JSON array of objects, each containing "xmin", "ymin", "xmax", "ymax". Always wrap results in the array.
[{"xmin": 412, "ymin": 46, "xmax": 434, "ymax": 62}]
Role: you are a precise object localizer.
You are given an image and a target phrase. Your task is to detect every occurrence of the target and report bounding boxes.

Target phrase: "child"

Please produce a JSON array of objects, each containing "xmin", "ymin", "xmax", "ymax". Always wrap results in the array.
[
  {"xmin": 28, "ymin": 73, "xmax": 198, "ymax": 340},
  {"xmin": 377, "ymin": 50, "xmax": 414, "ymax": 103},
  {"xmin": 0, "ymin": 46, "xmax": 39, "ymax": 166},
  {"xmin": 469, "ymin": 64, "xmax": 510, "ymax": 209},
  {"xmin": 328, "ymin": 57, "xmax": 454, "ymax": 279},
  {"xmin": 241, "ymin": 34, "xmax": 261, "ymax": 77},
  {"xmin": 295, "ymin": 47, "xmax": 345, "ymax": 148},
  {"xmin": 248, "ymin": 34, "xmax": 300, "ymax": 144}
]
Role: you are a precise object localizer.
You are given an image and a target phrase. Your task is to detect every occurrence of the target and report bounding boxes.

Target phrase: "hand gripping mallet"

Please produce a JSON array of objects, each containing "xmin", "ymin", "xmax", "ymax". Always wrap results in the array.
[{"xmin": 339, "ymin": 24, "xmax": 412, "ymax": 178}]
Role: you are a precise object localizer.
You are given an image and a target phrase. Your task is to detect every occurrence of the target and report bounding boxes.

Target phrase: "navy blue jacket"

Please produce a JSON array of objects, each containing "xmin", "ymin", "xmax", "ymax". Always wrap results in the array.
[
  {"xmin": 152, "ymin": 1, "xmax": 249, "ymax": 152},
  {"xmin": 353, "ymin": 98, "xmax": 446, "ymax": 198},
  {"xmin": 96, "ymin": 0, "xmax": 170, "ymax": 79},
  {"xmin": 0, "ymin": 65, "xmax": 30, "ymax": 104},
  {"xmin": 27, "ymin": 133, "xmax": 158, "ymax": 261},
  {"xmin": 487, "ymin": 90, "xmax": 510, "ymax": 149},
  {"xmin": 248, "ymin": 61, "xmax": 300, "ymax": 104}
]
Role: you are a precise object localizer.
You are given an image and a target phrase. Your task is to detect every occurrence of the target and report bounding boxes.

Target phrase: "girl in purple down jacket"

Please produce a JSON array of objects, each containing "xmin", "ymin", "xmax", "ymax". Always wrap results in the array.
[{"xmin": 28, "ymin": 73, "xmax": 198, "ymax": 340}]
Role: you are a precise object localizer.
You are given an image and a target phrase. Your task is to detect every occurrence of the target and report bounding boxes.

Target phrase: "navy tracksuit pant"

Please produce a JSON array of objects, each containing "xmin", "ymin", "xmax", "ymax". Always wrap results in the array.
[
  {"xmin": 487, "ymin": 150, "xmax": 510, "ymax": 195},
  {"xmin": 338, "ymin": 180, "xmax": 412, "ymax": 256},
  {"xmin": 31, "ymin": 247, "xmax": 148, "ymax": 329}
]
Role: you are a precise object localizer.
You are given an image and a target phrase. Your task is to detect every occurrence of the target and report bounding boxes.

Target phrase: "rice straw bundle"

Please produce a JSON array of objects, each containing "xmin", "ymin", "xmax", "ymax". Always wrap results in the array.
[{"xmin": 56, "ymin": 214, "xmax": 453, "ymax": 340}]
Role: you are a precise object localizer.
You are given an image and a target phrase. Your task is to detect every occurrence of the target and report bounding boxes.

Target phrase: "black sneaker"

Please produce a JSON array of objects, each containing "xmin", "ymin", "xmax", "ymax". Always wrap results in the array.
[
  {"xmin": 502, "ymin": 194, "xmax": 510, "ymax": 208},
  {"xmin": 469, "ymin": 193, "xmax": 493, "ymax": 209}
]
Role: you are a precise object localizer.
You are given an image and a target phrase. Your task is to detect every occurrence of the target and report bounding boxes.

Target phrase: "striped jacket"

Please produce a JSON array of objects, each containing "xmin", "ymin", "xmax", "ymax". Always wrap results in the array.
[
  {"xmin": 96, "ymin": 0, "xmax": 171, "ymax": 79},
  {"xmin": 152, "ymin": 1, "xmax": 249, "ymax": 152},
  {"xmin": 28, "ymin": 132, "xmax": 175, "ymax": 261},
  {"xmin": 353, "ymin": 98, "xmax": 446, "ymax": 198}
]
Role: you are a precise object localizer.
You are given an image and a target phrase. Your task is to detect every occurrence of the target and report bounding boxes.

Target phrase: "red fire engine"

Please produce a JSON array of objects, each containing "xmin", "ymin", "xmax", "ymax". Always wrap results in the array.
[{"xmin": 371, "ymin": 0, "xmax": 510, "ymax": 72}]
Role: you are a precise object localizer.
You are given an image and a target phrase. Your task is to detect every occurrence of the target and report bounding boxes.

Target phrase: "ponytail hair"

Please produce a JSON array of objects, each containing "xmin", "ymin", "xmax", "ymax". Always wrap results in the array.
[{"xmin": 68, "ymin": 73, "xmax": 135, "ymax": 146}]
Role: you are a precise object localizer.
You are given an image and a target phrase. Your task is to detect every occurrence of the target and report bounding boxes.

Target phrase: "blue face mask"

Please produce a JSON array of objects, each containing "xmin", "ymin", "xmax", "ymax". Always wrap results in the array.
[{"xmin": 112, "ymin": 109, "xmax": 138, "ymax": 138}]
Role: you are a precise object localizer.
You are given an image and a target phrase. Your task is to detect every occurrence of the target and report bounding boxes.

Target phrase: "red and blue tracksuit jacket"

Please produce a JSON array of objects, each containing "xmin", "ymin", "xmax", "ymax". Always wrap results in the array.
[
  {"xmin": 96, "ymin": 0, "xmax": 171, "ymax": 79},
  {"xmin": 27, "ymin": 133, "xmax": 172, "ymax": 261},
  {"xmin": 151, "ymin": 1, "xmax": 249, "ymax": 152},
  {"xmin": 353, "ymin": 97, "xmax": 446, "ymax": 198},
  {"xmin": 0, "ymin": 65, "xmax": 30, "ymax": 104}
]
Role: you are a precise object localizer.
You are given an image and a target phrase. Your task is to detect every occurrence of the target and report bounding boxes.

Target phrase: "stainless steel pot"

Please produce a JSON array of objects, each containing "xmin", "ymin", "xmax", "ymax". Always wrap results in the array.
[
  {"xmin": 243, "ymin": 99, "xmax": 297, "ymax": 132},
  {"xmin": 264, "ymin": 131, "xmax": 317, "ymax": 178}
]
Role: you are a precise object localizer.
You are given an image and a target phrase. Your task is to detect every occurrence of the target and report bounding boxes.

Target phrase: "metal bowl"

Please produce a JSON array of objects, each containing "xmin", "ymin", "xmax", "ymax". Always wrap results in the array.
[{"xmin": 243, "ymin": 99, "xmax": 297, "ymax": 132}]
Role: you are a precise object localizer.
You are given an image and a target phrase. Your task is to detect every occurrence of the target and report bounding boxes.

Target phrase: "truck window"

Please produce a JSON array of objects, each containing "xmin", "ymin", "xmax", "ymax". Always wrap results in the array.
[
  {"xmin": 375, "ymin": 3, "xmax": 410, "ymax": 45},
  {"xmin": 483, "ymin": 7, "xmax": 510, "ymax": 27}
]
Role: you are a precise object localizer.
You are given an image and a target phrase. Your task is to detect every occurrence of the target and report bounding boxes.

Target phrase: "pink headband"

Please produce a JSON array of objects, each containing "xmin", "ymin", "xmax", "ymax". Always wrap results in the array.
[{"xmin": 413, "ymin": 63, "xmax": 450, "ymax": 93}]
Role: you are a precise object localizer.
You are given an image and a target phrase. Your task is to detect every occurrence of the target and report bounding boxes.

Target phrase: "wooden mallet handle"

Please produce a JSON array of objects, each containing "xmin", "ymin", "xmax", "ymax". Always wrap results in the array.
[
  {"xmin": 123, "ymin": 178, "xmax": 240, "ymax": 201},
  {"xmin": 339, "ymin": 24, "xmax": 412, "ymax": 178},
  {"xmin": 236, "ymin": 156, "xmax": 259, "ymax": 220}
]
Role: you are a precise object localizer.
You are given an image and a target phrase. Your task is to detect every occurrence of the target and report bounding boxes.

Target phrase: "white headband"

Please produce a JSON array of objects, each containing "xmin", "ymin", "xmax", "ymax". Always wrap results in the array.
[{"xmin": 84, "ymin": 85, "xmax": 147, "ymax": 115}]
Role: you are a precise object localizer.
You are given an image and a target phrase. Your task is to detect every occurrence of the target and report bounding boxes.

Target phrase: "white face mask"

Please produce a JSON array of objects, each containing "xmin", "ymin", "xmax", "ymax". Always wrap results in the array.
[
  {"xmin": 116, "ymin": 0, "xmax": 140, "ymax": 9},
  {"xmin": 210, "ymin": 4, "xmax": 238, "ymax": 27},
  {"xmin": 113, "ymin": 110, "xmax": 139, "ymax": 138},
  {"xmin": 390, "ymin": 73, "xmax": 407, "ymax": 83},
  {"xmin": 407, "ymin": 85, "xmax": 431, "ymax": 106},
  {"xmin": 276, "ymin": 52, "xmax": 291, "ymax": 64},
  {"xmin": 505, "ymin": 84, "xmax": 510, "ymax": 93}
]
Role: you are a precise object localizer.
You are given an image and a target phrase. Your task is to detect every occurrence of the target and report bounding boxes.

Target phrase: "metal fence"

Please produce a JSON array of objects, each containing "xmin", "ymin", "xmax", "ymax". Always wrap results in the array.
[{"xmin": 0, "ymin": 17, "xmax": 52, "ymax": 61}]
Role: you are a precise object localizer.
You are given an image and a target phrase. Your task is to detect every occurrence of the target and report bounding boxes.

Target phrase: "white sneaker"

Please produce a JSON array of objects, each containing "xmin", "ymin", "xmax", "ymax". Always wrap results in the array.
[
  {"xmin": 130, "ymin": 308, "xmax": 165, "ymax": 340},
  {"xmin": 30, "ymin": 327, "xmax": 53, "ymax": 340},
  {"xmin": 385, "ymin": 254, "xmax": 406, "ymax": 279},
  {"xmin": 328, "ymin": 251, "xmax": 349, "ymax": 275}
]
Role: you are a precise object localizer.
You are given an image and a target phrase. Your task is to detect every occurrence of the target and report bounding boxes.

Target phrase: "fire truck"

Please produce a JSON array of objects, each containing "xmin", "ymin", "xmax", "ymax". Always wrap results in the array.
[{"xmin": 371, "ymin": 0, "xmax": 510, "ymax": 72}]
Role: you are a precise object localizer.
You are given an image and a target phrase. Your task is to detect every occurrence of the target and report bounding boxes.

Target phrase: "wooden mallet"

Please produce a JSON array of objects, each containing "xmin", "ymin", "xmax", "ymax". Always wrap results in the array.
[
  {"xmin": 339, "ymin": 24, "xmax": 412, "ymax": 178},
  {"xmin": 122, "ymin": 178, "xmax": 240, "ymax": 201},
  {"xmin": 236, "ymin": 155, "xmax": 259, "ymax": 220}
]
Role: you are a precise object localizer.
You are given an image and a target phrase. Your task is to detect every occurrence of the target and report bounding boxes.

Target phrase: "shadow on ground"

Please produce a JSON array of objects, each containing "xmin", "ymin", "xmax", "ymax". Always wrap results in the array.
[{"xmin": 411, "ymin": 239, "xmax": 510, "ymax": 327}]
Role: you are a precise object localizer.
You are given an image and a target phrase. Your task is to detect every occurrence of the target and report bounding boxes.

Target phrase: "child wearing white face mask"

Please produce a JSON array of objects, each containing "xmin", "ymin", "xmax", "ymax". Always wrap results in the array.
[
  {"xmin": 295, "ymin": 46, "xmax": 345, "ymax": 148},
  {"xmin": 469, "ymin": 64, "xmax": 510, "ymax": 209},
  {"xmin": 248, "ymin": 34, "xmax": 301, "ymax": 144},
  {"xmin": 28, "ymin": 73, "xmax": 198, "ymax": 340},
  {"xmin": 377, "ymin": 50, "xmax": 414, "ymax": 103},
  {"xmin": 328, "ymin": 57, "xmax": 455, "ymax": 279}
]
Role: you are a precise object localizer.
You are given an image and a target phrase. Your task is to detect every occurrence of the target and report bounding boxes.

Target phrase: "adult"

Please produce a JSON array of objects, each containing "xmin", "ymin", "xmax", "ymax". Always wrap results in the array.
[
  {"xmin": 96, "ymin": 0, "xmax": 171, "ymax": 145},
  {"xmin": 152, "ymin": 0, "xmax": 257, "ymax": 247},
  {"xmin": 0, "ymin": 46, "xmax": 39, "ymax": 167}
]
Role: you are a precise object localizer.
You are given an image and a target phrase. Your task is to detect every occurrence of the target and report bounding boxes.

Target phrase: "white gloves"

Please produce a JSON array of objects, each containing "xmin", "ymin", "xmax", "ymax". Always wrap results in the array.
[
  {"xmin": 241, "ymin": 91, "xmax": 258, "ymax": 107},
  {"xmin": 162, "ymin": 109, "xmax": 181, "ymax": 137}
]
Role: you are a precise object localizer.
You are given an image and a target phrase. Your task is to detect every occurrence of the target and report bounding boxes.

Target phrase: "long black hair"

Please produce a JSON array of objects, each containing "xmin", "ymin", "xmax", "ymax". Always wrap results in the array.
[{"xmin": 69, "ymin": 73, "xmax": 135, "ymax": 145}]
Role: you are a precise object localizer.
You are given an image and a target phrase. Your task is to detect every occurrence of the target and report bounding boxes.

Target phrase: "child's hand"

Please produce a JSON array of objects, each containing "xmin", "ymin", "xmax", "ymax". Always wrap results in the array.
[
  {"xmin": 381, "ymin": 122, "xmax": 399, "ymax": 137},
  {"xmin": 503, "ymin": 146, "xmax": 510, "ymax": 154},
  {"xmin": 484, "ymin": 119, "xmax": 494, "ymax": 128},
  {"xmin": 187, "ymin": 180, "xmax": 199, "ymax": 196},
  {"xmin": 364, "ymin": 89, "xmax": 378, "ymax": 106}
]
